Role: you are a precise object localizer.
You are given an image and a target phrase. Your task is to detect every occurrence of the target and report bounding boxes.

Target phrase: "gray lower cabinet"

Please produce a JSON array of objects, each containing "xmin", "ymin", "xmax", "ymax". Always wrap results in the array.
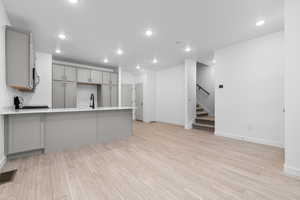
[
  {"xmin": 4, "ymin": 109, "xmax": 133, "ymax": 155},
  {"xmin": 53, "ymin": 81, "xmax": 77, "ymax": 108},
  {"xmin": 44, "ymin": 112, "xmax": 97, "ymax": 153},
  {"xmin": 5, "ymin": 114, "xmax": 43, "ymax": 155}
]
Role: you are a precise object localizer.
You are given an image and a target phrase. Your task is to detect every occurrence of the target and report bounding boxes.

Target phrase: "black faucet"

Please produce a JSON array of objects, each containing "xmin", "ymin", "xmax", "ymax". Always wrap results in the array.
[{"xmin": 90, "ymin": 93, "xmax": 95, "ymax": 109}]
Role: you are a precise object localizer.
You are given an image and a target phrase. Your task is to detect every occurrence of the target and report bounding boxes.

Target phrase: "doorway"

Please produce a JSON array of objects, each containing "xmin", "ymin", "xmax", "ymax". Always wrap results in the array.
[{"xmin": 135, "ymin": 83, "xmax": 143, "ymax": 121}]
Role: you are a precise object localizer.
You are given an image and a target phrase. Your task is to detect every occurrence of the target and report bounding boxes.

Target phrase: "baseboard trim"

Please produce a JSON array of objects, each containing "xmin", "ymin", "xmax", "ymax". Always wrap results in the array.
[
  {"xmin": 284, "ymin": 164, "xmax": 300, "ymax": 178},
  {"xmin": 0, "ymin": 156, "xmax": 7, "ymax": 170},
  {"xmin": 215, "ymin": 131, "xmax": 284, "ymax": 148}
]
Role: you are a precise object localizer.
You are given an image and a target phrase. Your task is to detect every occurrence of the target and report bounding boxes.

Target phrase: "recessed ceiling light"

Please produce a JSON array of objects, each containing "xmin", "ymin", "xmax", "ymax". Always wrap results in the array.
[
  {"xmin": 116, "ymin": 49, "xmax": 123, "ymax": 55},
  {"xmin": 212, "ymin": 60, "xmax": 216, "ymax": 64},
  {"xmin": 136, "ymin": 65, "xmax": 141, "ymax": 69},
  {"xmin": 185, "ymin": 46, "xmax": 192, "ymax": 52},
  {"xmin": 69, "ymin": 0, "xmax": 79, "ymax": 4},
  {"xmin": 256, "ymin": 20, "xmax": 265, "ymax": 27},
  {"xmin": 104, "ymin": 58, "xmax": 109, "ymax": 63},
  {"xmin": 55, "ymin": 49, "xmax": 61, "ymax": 54},
  {"xmin": 152, "ymin": 58, "xmax": 158, "ymax": 64},
  {"xmin": 145, "ymin": 29, "xmax": 153, "ymax": 37},
  {"xmin": 58, "ymin": 33, "xmax": 66, "ymax": 40}
]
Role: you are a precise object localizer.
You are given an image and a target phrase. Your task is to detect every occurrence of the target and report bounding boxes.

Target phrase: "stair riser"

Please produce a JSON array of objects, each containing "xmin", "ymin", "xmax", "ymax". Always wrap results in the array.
[
  {"xmin": 195, "ymin": 119, "xmax": 215, "ymax": 125},
  {"xmin": 193, "ymin": 125, "xmax": 214, "ymax": 132}
]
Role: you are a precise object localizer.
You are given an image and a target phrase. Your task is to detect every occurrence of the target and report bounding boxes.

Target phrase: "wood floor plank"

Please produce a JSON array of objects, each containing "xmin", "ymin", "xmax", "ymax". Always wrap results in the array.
[{"xmin": 1, "ymin": 121, "xmax": 300, "ymax": 200}]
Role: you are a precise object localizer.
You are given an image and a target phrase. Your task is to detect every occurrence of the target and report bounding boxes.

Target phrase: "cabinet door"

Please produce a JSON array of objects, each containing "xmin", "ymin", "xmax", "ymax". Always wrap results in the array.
[
  {"xmin": 6, "ymin": 27, "xmax": 31, "ymax": 89},
  {"xmin": 65, "ymin": 66, "xmax": 77, "ymax": 82},
  {"xmin": 53, "ymin": 81, "xmax": 65, "ymax": 108},
  {"xmin": 111, "ymin": 85, "xmax": 118, "ymax": 107},
  {"xmin": 101, "ymin": 85, "xmax": 111, "ymax": 107},
  {"xmin": 8, "ymin": 114, "xmax": 43, "ymax": 154},
  {"xmin": 77, "ymin": 68, "xmax": 91, "ymax": 83},
  {"xmin": 65, "ymin": 82, "xmax": 77, "ymax": 108},
  {"xmin": 110, "ymin": 73, "xmax": 118, "ymax": 85},
  {"xmin": 91, "ymin": 70, "xmax": 101, "ymax": 84},
  {"xmin": 53, "ymin": 65, "xmax": 65, "ymax": 81},
  {"xmin": 102, "ymin": 72, "xmax": 110, "ymax": 84}
]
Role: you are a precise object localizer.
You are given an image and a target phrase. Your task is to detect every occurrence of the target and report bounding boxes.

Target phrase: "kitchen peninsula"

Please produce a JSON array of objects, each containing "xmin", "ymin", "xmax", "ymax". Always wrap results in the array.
[{"xmin": 1, "ymin": 107, "xmax": 133, "ymax": 158}]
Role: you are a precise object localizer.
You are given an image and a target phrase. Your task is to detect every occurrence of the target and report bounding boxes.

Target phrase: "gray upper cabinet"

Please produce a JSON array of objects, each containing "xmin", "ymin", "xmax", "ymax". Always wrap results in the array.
[
  {"xmin": 111, "ymin": 73, "xmax": 118, "ymax": 85},
  {"xmin": 102, "ymin": 72, "xmax": 118, "ymax": 85},
  {"xmin": 91, "ymin": 70, "xmax": 102, "ymax": 84},
  {"xmin": 77, "ymin": 68, "xmax": 91, "ymax": 83},
  {"xmin": 65, "ymin": 66, "xmax": 77, "ymax": 82},
  {"xmin": 53, "ymin": 65, "xmax": 65, "ymax": 81},
  {"xmin": 6, "ymin": 26, "xmax": 34, "ymax": 91},
  {"xmin": 53, "ymin": 65, "xmax": 76, "ymax": 82},
  {"xmin": 102, "ymin": 72, "xmax": 110, "ymax": 84}
]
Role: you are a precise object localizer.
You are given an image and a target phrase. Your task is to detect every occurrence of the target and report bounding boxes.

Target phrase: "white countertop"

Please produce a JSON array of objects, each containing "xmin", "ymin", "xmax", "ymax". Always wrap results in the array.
[{"xmin": 0, "ymin": 106, "xmax": 134, "ymax": 115}]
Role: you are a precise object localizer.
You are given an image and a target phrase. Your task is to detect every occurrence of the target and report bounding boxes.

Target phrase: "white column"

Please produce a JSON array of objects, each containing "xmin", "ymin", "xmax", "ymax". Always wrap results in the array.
[
  {"xmin": 184, "ymin": 59, "xmax": 197, "ymax": 129},
  {"xmin": 284, "ymin": 0, "xmax": 300, "ymax": 177},
  {"xmin": 118, "ymin": 66, "xmax": 122, "ymax": 107}
]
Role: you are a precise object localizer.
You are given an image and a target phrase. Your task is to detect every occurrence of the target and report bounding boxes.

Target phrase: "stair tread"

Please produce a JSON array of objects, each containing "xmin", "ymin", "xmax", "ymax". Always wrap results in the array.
[
  {"xmin": 197, "ymin": 111, "xmax": 208, "ymax": 115},
  {"xmin": 193, "ymin": 123, "xmax": 215, "ymax": 128},
  {"xmin": 197, "ymin": 116, "xmax": 215, "ymax": 121}
]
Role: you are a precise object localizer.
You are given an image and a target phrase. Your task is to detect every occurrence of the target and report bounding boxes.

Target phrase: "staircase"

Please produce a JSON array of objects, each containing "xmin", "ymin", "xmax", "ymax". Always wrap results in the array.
[{"xmin": 193, "ymin": 104, "xmax": 215, "ymax": 131}]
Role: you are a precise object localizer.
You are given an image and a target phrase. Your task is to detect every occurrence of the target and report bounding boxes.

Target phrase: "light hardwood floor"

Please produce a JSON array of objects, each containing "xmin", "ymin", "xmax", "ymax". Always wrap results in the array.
[{"xmin": 1, "ymin": 121, "xmax": 300, "ymax": 200}]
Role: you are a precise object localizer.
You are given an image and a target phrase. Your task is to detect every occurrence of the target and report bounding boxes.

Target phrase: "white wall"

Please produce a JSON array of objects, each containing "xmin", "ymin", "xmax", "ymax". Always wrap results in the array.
[
  {"xmin": 284, "ymin": 0, "xmax": 300, "ymax": 177},
  {"xmin": 156, "ymin": 65, "xmax": 185, "ymax": 126},
  {"xmin": 77, "ymin": 84, "xmax": 97, "ymax": 108},
  {"xmin": 184, "ymin": 60, "xmax": 197, "ymax": 129},
  {"xmin": 215, "ymin": 31, "xmax": 284, "ymax": 148}
]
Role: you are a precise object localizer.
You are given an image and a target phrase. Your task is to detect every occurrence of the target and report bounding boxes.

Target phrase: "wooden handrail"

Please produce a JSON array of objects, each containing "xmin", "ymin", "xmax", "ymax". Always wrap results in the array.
[{"xmin": 197, "ymin": 84, "xmax": 210, "ymax": 95}]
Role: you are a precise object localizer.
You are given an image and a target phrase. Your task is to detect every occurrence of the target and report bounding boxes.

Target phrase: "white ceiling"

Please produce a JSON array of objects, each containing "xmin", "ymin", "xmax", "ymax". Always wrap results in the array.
[{"xmin": 3, "ymin": 0, "xmax": 284, "ymax": 71}]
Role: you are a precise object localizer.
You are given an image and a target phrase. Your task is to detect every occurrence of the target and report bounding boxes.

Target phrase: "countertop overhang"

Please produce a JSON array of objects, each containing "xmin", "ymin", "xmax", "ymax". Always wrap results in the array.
[{"xmin": 0, "ymin": 106, "xmax": 134, "ymax": 115}]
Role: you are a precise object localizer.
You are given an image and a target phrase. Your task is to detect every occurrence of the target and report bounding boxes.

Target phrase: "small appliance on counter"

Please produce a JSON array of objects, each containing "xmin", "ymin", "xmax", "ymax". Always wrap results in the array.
[
  {"xmin": 13, "ymin": 96, "xmax": 24, "ymax": 109},
  {"xmin": 13, "ymin": 96, "xmax": 49, "ymax": 110}
]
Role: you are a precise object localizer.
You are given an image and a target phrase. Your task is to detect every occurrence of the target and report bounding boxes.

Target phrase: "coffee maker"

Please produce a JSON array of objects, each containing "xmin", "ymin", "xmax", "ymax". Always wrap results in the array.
[{"xmin": 14, "ymin": 96, "xmax": 24, "ymax": 109}]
